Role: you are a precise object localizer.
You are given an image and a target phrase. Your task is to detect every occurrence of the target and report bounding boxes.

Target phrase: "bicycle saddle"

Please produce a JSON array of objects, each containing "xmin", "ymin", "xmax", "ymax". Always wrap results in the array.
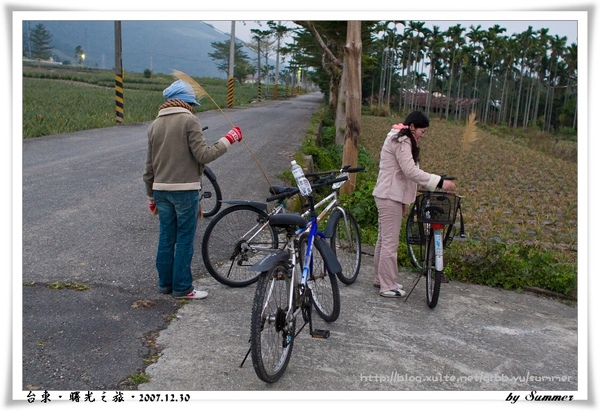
[{"xmin": 268, "ymin": 213, "xmax": 307, "ymax": 229}]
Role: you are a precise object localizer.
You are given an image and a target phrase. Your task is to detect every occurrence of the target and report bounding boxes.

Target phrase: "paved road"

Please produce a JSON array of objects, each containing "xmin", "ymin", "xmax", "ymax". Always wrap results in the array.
[
  {"xmin": 20, "ymin": 93, "xmax": 323, "ymax": 392},
  {"xmin": 138, "ymin": 249, "xmax": 579, "ymax": 400}
]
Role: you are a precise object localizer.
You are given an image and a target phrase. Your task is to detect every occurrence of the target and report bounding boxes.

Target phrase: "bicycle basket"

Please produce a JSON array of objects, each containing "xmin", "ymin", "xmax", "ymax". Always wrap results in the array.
[{"xmin": 416, "ymin": 192, "xmax": 457, "ymax": 225}]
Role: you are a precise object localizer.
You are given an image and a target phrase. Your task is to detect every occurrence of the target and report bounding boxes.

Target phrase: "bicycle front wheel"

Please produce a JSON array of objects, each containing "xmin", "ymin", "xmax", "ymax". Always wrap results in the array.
[
  {"xmin": 250, "ymin": 266, "xmax": 295, "ymax": 383},
  {"xmin": 300, "ymin": 235, "xmax": 340, "ymax": 323},
  {"xmin": 201, "ymin": 205, "xmax": 278, "ymax": 287},
  {"xmin": 330, "ymin": 210, "xmax": 361, "ymax": 285},
  {"xmin": 425, "ymin": 233, "xmax": 441, "ymax": 309},
  {"xmin": 406, "ymin": 204, "xmax": 425, "ymax": 270},
  {"xmin": 200, "ymin": 168, "xmax": 222, "ymax": 218}
]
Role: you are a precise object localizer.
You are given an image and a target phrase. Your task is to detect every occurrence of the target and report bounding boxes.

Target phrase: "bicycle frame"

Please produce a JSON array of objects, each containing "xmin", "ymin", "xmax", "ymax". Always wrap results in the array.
[
  {"xmin": 236, "ymin": 180, "xmax": 344, "ymax": 254},
  {"xmin": 286, "ymin": 214, "xmax": 320, "ymax": 326}
]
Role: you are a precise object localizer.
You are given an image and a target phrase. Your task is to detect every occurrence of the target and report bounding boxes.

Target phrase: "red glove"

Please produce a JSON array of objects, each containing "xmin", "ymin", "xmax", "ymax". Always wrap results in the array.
[
  {"xmin": 148, "ymin": 198, "xmax": 157, "ymax": 214},
  {"xmin": 224, "ymin": 126, "xmax": 243, "ymax": 144}
]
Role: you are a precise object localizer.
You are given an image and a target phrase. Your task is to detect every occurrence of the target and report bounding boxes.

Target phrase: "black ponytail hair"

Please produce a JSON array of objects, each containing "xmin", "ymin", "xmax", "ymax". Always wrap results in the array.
[{"xmin": 399, "ymin": 111, "xmax": 429, "ymax": 163}]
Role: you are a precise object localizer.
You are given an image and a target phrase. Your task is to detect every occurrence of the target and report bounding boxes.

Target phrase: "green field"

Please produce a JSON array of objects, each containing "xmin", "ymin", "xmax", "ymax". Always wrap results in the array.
[{"xmin": 22, "ymin": 67, "xmax": 265, "ymax": 138}]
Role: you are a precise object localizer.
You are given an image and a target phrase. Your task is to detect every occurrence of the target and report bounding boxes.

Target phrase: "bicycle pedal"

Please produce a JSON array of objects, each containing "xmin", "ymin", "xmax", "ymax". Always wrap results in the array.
[{"xmin": 311, "ymin": 329, "xmax": 330, "ymax": 339}]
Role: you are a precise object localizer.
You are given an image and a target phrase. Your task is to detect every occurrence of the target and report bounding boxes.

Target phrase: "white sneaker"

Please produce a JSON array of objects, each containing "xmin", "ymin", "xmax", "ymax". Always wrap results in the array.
[
  {"xmin": 374, "ymin": 283, "xmax": 404, "ymax": 290},
  {"xmin": 379, "ymin": 288, "xmax": 407, "ymax": 298},
  {"xmin": 175, "ymin": 289, "xmax": 208, "ymax": 300}
]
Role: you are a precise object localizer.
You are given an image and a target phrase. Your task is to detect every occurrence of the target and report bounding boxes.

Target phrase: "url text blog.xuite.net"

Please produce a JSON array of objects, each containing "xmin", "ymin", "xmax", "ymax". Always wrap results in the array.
[{"xmin": 358, "ymin": 371, "xmax": 575, "ymax": 385}]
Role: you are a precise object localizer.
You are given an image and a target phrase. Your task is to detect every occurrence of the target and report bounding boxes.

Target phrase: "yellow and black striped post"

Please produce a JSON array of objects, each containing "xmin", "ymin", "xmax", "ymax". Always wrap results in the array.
[
  {"xmin": 257, "ymin": 81, "xmax": 262, "ymax": 101},
  {"xmin": 115, "ymin": 71, "xmax": 124, "ymax": 125},
  {"xmin": 227, "ymin": 76, "xmax": 234, "ymax": 108},
  {"xmin": 273, "ymin": 84, "xmax": 279, "ymax": 100}
]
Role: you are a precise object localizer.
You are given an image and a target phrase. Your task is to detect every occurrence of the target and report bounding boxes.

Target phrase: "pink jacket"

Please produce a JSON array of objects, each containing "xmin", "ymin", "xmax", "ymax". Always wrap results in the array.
[{"xmin": 372, "ymin": 130, "xmax": 440, "ymax": 205}]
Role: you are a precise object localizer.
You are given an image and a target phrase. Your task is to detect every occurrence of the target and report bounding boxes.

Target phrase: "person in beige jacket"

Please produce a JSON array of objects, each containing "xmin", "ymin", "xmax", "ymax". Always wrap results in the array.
[
  {"xmin": 143, "ymin": 80, "xmax": 243, "ymax": 299},
  {"xmin": 372, "ymin": 111, "xmax": 456, "ymax": 298}
]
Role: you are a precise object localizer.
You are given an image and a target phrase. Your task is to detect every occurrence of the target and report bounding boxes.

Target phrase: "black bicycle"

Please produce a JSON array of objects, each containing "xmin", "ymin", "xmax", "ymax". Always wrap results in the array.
[
  {"xmin": 405, "ymin": 178, "xmax": 464, "ymax": 270},
  {"xmin": 197, "ymin": 125, "xmax": 223, "ymax": 218},
  {"xmin": 200, "ymin": 165, "xmax": 221, "ymax": 218},
  {"xmin": 405, "ymin": 185, "xmax": 465, "ymax": 308}
]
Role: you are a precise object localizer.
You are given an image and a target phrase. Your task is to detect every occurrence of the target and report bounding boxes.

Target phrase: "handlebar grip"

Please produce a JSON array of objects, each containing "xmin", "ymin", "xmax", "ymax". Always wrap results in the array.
[
  {"xmin": 312, "ymin": 175, "xmax": 348, "ymax": 189},
  {"xmin": 344, "ymin": 167, "xmax": 365, "ymax": 173},
  {"xmin": 266, "ymin": 187, "xmax": 300, "ymax": 202}
]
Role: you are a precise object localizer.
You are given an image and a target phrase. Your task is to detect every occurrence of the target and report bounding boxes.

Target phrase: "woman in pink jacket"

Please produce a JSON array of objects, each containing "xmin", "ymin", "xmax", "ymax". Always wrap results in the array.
[{"xmin": 372, "ymin": 111, "xmax": 456, "ymax": 298}]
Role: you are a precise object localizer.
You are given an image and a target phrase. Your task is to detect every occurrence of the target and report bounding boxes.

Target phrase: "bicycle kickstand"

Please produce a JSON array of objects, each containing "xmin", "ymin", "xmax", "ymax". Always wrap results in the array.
[
  {"xmin": 239, "ymin": 337, "xmax": 252, "ymax": 368},
  {"xmin": 403, "ymin": 272, "xmax": 422, "ymax": 303}
]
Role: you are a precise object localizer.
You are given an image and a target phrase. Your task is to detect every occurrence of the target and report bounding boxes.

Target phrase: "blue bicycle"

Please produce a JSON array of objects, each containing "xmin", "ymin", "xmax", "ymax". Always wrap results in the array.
[{"xmin": 244, "ymin": 173, "xmax": 346, "ymax": 383}]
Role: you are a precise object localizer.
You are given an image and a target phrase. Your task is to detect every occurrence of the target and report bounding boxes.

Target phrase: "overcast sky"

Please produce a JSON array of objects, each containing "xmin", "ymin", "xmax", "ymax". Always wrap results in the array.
[{"xmin": 207, "ymin": 18, "xmax": 578, "ymax": 46}]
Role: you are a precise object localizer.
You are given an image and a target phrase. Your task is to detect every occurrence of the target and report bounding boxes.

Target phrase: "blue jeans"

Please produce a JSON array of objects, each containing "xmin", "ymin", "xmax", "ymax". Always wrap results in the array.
[{"xmin": 153, "ymin": 190, "xmax": 199, "ymax": 297}]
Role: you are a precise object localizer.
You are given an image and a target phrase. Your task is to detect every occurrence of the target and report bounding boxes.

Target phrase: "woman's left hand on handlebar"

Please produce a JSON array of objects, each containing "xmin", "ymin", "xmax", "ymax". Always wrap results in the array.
[{"xmin": 442, "ymin": 179, "xmax": 457, "ymax": 191}]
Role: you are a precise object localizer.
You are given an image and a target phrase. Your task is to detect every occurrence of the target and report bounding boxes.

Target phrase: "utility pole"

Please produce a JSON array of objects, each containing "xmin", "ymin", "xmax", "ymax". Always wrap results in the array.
[
  {"xmin": 274, "ymin": 21, "xmax": 281, "ymax": 100},
  {"xmin": 114, "ymin": 21, "xmax": 124, "ymax": 125},
  {"xmin": 227, "ymin": 21, "xmax": 235, "ymax": 108},
  {"xmin": 257, "ymin": 37, "xmax": 262, "ymax": 101}
]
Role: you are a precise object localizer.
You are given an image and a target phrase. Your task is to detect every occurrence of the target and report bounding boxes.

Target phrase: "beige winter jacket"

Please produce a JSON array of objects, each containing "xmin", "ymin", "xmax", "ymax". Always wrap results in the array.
[
  {"xmin": 143, "ymin": 107, "xmax": 230, "ymax": 197},
  {"xmin": 372, "ymin": 130, "xmax": 441, "ymax": 205}
]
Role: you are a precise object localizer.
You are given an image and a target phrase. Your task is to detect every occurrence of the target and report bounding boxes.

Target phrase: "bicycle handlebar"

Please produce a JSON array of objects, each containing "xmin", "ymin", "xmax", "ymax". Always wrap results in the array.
[
  {"xmin": 266, "ymin": 187, "xmax": 300, "ymax": 202},
  {"xmin": 265, "ymin": 175, "xmax": 349, "ymax": 203},
  {"xmin": 305, "ymin": 165, "xmax": 365, "ymax": 178}
]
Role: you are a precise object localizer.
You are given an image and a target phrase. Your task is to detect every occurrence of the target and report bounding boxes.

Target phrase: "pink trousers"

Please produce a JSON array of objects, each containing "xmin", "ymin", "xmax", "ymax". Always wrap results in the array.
[{"xmin": 373, "ymin": 197, "xmax": 406, "ymax": 292}]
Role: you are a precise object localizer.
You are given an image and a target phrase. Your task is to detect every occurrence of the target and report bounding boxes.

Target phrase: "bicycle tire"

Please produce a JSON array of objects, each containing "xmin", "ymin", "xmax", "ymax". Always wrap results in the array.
[
  {"xmin": 201, "ymin": 204, "xmax": 278, "ymax": 287},
  {"xmin": 299, "ymin": 234, "xmax": 340, "ymax": 323},
  {"xmin": 200, "ymin": 168, "xmax": 222, "ymax": 218},
  {"xmin": 250, "ymin": 266, "xmax": 295, "ymax": 383},
  {"xmin": 425, "ymin": 232, "xmax": 441, "ymax": 309},
  {"xmin": 330, "ymin": 210, "xmax": 361, "ymax": 285},
  {"xmin": 406, "ymin": 204, "xmax": 425, "ymax": 270}
]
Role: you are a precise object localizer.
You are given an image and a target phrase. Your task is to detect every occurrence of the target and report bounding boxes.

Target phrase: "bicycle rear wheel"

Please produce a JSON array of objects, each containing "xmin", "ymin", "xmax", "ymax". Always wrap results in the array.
[
  {"xmin": 201, "ymin": 205, "xmax": 278, "ymax": 287},
  {"xmin": 200, "ymin": 168, "xmax": 222, "ymax": 218},
  {"xmin": 330, "ymin": 210, "xmax": 361, "ymax": 285},
  {"xmin": 250, "ymin": 266, "xmax": 295, "ymax": 383},
  {"xmin": 406, "ymin": 204, "xmax": 425, "ymax": 270},
  {"xmin": 424, "ymin": 233, "xmax": 441, "ymax": 309},
  {"xmin": 300, "ymin": 235, "xmax": 340, "ymax": 323}
]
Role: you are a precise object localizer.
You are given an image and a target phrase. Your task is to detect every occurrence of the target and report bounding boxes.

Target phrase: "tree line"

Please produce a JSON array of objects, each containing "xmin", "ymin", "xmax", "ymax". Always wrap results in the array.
[{"xmin": 237, "ymin": 21, "xmax": 577, "ymax": 134}]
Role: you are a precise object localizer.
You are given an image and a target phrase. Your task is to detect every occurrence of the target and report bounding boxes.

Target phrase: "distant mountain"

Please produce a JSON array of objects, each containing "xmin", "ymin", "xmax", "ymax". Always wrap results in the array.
[{"xmin": 22, "ymin": 20, "xmax": 257, "ymax": 78}]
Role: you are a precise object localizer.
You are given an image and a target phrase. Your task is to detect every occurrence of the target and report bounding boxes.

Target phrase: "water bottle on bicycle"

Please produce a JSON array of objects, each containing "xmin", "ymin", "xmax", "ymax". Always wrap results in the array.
[{"xmin": 291, "ymin": 160, "xmax": 312, "ymax": 196}]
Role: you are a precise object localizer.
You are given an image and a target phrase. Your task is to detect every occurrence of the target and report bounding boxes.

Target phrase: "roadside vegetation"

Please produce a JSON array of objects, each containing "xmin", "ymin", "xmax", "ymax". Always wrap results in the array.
[{"xmin": 22, "ymin": 67, "xmax": 578, "ymax": 300}]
